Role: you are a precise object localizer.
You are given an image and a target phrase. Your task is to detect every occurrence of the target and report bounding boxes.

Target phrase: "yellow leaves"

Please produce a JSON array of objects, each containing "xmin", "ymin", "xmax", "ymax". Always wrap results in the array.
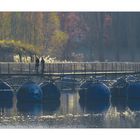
[
  {"xmin": 0, "ymin": 40, "xmax": 5, "ymax": 44},
  {"xmin": 0, "ymin": 39, "xmax": 41, "ymax": 55},
  {"xmin": 47, "ymin": 13, "xmax": 61, "ymax": 33},
  {"xmin": 49, "ymin": 13, "xmax": 60, "ymax": 27},
  {"xmin": 46, "ymin": 12, "xmax": 69, "ymax": 59},
  {"xmin": 48, "ymin": 31, "xmax": 69, "ymax": 58},
  {"xmin": 51, "ymin": 31, "xmax": 68, "ymax": 47}
]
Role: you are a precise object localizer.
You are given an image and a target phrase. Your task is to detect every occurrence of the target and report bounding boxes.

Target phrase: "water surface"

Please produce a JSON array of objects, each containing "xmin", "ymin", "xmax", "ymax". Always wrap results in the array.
[{"xmin": 0, "ymin": 88, "xmax": 139, "ymax": 128}]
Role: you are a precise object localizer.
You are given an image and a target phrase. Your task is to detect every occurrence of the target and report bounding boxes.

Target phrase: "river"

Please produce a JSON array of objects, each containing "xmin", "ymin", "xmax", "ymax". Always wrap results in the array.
[{"xmin": 0, "ymin": 85, "xmax": 139, "ymax": 128}]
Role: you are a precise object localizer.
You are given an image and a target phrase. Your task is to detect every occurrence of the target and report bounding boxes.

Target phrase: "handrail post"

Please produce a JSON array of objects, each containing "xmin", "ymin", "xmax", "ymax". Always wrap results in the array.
[
  {"xmin": 102, "ymin": 63, "xmax": 104, "ymax": 72},
  {"xmin": 53, "ymin": 63, "xmax": 55, "ymax": 73},
  {"xmin": 95, "ymin": 63, "xmax": 97, "ymax": 75},
  {"xmin": 74, "ymin": 63, "xmax": 75, "ymax": 75},
  {"xmin": 29, "ymin": 63, "xmax": 31, "ymax": 74},
  {"xmin": 111, "ymin": 62, "xmax": 113, "ymax": 72},
  {"xmin": 48, "ymin": 63, "xmax": 50, "ymax": 74},
  {"xmin": 57, "ymin": 63, "xmax": 59, "ymax": 73},
  {"xmin": 0, "ymin": 63, "xmax": 1, "ymax": 74},
  {"xmin": 20, "ymin": 63, "xmax": 22, "ymax": 74},
  {"xmin": 71, "ymin": 62, "xmax": 72, "ymax": 73},
  {"xmin": 84, "ymin": 63, "xmax": 86, "ymax": 75},
  {"xmin": 63, "ymin": 63, "xmax": 64, "ymax": 75},
  {"xmin": 92, "ymin": 63, "xmax": 94, "ymax": 74},
  {"xmin": 8, "ymin": 63, "xmax": 10, "ymax": 74}
]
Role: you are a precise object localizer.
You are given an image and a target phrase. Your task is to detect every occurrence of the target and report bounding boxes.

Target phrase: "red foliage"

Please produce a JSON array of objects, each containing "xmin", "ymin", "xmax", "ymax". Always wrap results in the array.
[
  {"xmin": 103, "ymin": 14, "xmax": 112, "ymax": 47},
  {"xmin": 59, "ymin": 13, "xmax": 88, "ymax": 43}
]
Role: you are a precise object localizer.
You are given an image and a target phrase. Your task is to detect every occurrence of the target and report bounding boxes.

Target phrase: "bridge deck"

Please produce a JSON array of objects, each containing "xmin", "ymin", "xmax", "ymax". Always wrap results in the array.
[
  {"xmin": 0, "ymin": 62, "xmax": 139, "ymax": 76},
  {"xmin": 0, "ymin": 71, "xmax": 138, "ymax": 77}
]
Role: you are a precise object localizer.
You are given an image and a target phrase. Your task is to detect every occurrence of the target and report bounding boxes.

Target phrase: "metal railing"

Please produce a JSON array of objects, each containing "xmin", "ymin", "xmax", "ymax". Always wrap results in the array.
[{"xmin": 0, "ymin": 62, "xmax": 139, "ymax": 75}]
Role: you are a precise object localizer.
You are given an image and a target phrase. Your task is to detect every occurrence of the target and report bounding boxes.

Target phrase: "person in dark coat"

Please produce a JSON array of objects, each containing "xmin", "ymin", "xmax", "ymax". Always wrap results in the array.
[
  {"xmin": 41, "ymin": 57, "xmax": 45, "ymax": 74},
  {"xmin": 35, "ymin": 56, "xmax": 39, "ymax": 73}
]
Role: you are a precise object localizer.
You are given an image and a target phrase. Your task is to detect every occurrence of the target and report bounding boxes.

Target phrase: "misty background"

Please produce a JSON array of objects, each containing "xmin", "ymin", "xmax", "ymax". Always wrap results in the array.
[{"xmin": 0, "ymin": 12, "xmax": 139, "ymax": 62}]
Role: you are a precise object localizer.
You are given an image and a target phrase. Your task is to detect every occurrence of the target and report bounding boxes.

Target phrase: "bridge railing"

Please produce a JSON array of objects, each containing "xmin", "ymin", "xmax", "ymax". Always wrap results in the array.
[{"xmin": 0, "ymin": 62, "xmax": 140, "ymax": 75}]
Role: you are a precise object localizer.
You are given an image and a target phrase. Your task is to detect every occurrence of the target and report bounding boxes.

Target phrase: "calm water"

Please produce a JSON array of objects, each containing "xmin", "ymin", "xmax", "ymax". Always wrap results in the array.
[{"xmin": 0, "ymin": 86, "xmax": 140, "ymax": 128}]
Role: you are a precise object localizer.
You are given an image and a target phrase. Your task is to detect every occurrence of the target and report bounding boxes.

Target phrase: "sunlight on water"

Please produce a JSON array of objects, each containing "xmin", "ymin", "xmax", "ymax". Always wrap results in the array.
[
  {"xmin": 0, "ymin": 82, "xmax": 140, "ymax": 128},
  {"xmin": 0, "ymin": 105, "xmax": 139, "ymax": 128},
  {"xmin": 104, "ymin": 107, "xmax": 137, "ymax": 128}
]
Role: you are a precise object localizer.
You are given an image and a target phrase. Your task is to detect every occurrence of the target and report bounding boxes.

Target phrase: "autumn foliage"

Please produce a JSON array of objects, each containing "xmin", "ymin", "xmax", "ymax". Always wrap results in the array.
[{"xmin": 0, "ymin": 12, "xmax": 139, "ymax": 62}]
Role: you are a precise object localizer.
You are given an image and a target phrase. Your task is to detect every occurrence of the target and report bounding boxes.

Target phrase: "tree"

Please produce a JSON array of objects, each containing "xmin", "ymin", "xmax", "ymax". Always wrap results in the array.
[
  {"xmin": 48, "ymin": 31, "xmax": 68, "ymax": 59},
  {"xmin": 60, "ymin": 12, "xmax": 88, "ymax": 60},
  {"xmin": 46, "ymin": 12, "xmax": 68, "ymax": 59}
]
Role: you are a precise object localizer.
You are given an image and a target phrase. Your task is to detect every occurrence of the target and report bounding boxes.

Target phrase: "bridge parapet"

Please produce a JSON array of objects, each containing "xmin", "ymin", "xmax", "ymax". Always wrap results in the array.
[{"xmin": 0, "ymin": 62, "xmax": 139, "ymax": 75}]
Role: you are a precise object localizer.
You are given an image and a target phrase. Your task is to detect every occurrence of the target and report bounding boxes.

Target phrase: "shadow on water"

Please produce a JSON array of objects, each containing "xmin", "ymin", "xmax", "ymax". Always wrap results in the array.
[
  {"xmin": 16, "ymin": 81, "xmax": 42, "ymax": 103},
  {"xmin": 42, "ymin": 100, "xmax": 60, "ymax": 115},
  {"xmin": 79, "ymin": 98, "xmax": 110, "ymax": 114},
  {"xmin": 39, "ymin": 81, "xmax": 60, "ymax": 100},
  {"xmin": 17, "ymin": 100, "xmax": 60, "ymax": 116},
  {"xmin": 0, "ymin": 81, "xmax": 13, "ymax": 110},
  {"xmin": 0, "ymin": 100, "xmax": 13, "ymax": 109},
  {"xmin": 17, "ymin": 102, "xmax": 42, "ymax": 116},
  {"xmin": 111, "ymin": 97, "xmax": 127, "ymax": 112},
  {"xmin": 78, "ymin": 81, "xmax": 110, "ymax": 114},
  {"xmin": 128, "ymin": 99, "xmax": 140, "ymax": 111}
]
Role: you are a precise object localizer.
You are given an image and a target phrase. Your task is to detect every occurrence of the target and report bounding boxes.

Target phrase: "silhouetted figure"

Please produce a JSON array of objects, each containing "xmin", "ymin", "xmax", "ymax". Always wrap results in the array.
[
  {"xmin": 35, "ymin": 56, "xmax": 39, "ymax": 73},
  {"xmin": 41, "ymin": 57, "xmax": 45, "ymax": 74}
]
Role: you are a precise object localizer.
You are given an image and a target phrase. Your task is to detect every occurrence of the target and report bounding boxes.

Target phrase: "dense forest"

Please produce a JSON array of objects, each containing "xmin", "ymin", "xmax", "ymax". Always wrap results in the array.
[{"xmin": 0, "ymin": 12, "xmax": 140, "ymax": 62}]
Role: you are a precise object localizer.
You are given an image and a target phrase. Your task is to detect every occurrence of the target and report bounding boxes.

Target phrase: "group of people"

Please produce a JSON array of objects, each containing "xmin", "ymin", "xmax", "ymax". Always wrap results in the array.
[{"xmin": 35, "ymin": 56, "xmax": 45, "ymax": 74}]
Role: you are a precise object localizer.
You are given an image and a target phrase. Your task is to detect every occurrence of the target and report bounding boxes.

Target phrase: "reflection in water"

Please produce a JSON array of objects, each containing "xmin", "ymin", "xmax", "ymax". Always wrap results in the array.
[
  {"xmin": 0, "ymin": 81, "xmax": 13, "ymax": 113},
  {"xmin": 17, "ymin": 102, "xmax": 42, "ymax": 116},
  {"xmin": 128, "ymin": 99, "xmax": 140, "ymax": 111},
  {"xmin": 0, "ymin": 100, "xmax": 13, "ymax": 109},
  {"xmin": 60, "ymin": 92, "xmax": 81, "ymax": 115},
  {"xmin": 0, "ymin": 81, "xmax": 13, "ymax": 101},
  {"xmin": 79, "ymin": 98, "xmax": 110, "ymax": 114},
  {"xmin": 1, "ymin": 80, "xmax": 140, "ymax": 128},
  {"xmin": 40, "ymin": 82, "xmax": 60, "ymax": 101},
  {"xmin": 43, "ymin": 100, "xmax": 60, "ymax": 115},
  {"xmin": 111, "ymin": 97, "xmax": 127, "ymax": 112},
  {"xmin": 0, "ymin": 101, "xmax": 13, "ymax": 116},
  {"xmin": 16, "ymin": 81, "xmax": 42, "ymax": 102},
  {"xmin": 105, "ymin": 107, "xmax": 136, "ymax": 128},
  {"xmin": 127, "ymin": 81, "xmax": 140, "ymax": 99}
]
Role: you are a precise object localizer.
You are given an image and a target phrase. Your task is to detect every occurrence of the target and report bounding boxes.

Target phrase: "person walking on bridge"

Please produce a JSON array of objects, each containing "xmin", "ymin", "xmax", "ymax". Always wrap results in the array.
[
  {"xmin": 41, "ymin": 57, "xmax": 45, "ymax": 74},
  {"xmin": 35, "ymin": 56, "xmax": 39, "ymax": 73}
]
